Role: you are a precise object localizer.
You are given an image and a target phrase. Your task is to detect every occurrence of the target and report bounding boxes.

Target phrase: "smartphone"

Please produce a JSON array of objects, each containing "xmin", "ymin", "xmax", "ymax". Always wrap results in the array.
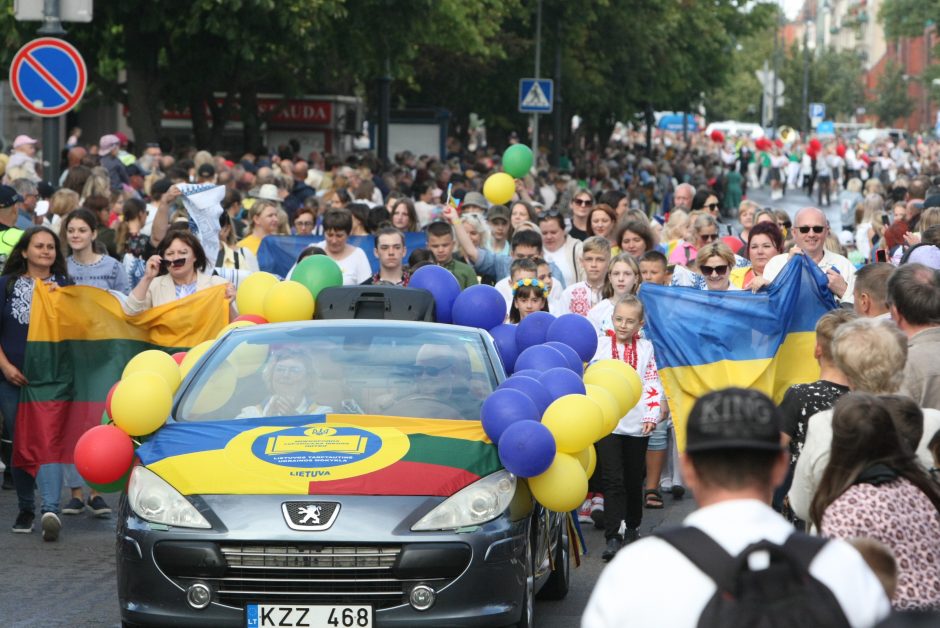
[
  {"xmin": 875, "ymin": 249, "xmax": 888, "ymax": 263},
  {"xmin": 881, "ymin": 214, "xmax": 890, "ymax": 226}
]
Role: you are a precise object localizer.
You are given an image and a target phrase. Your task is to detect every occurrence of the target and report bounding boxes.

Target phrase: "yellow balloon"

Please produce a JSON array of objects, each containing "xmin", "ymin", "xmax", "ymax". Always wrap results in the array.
[
  {"xmin": 180, "ymin": 340, "xmax": 216, "ymax": 379},
  {"xmin": 587, "ymin": 359, "xmax": 642, "ymax": 410},
  {"xmin": 584, "ymin": 384, "xmax": 621, "ymax": 438},
  {"xmin": 527, "ymin": 453, "xmax": 588, "ymax": 512},
  {"xmin": 263, "ymin": 280, "xmax": 315, "ymax": 323},
  {"xmin": 483, "ymin": 172, "xmax": 515, "ymax": 205},
  {"xmin": 541, "ymin": 394, "xmax": 603, "ymax": 454},
  {"xmin": 111, "ymin": 372, "xmax": 173, "ymax": 436},
  {"xmin": 574, "ymin": 445, "xmax": 597, "ymax": 479},
  {"xmin": 190, "ymin": 360, "xmax": 237, "ymax": 414},
  {"xmin": 122, "ymin": 350, "xmax": 181, "ymax": 393},
  {"xmin": 226, "ymin": 340, "xmax": 270, "ymax": 378},
  {"xmin": 216, "ymin": 320, "xmax": 256, "ymax": 338},
  {"xmin": 584, "ymin": 367, "xmax": 631, "ymax": 417},
  {"xmin": 236, "ymin": 272, "xmax": 279, "ymax": 316}
]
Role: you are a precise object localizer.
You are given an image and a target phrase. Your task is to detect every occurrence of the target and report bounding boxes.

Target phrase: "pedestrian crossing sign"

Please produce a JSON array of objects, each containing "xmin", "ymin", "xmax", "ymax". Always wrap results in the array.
[{"xmin": 519, "ymin": 78, "xmax": 553, "ymax": 113}]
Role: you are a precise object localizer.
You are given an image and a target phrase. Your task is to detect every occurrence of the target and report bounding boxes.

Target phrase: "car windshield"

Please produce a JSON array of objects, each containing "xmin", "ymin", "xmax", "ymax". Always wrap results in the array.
[{"xmin": 175, "ymin": 323, "xmax": 499, "ymax": 422}]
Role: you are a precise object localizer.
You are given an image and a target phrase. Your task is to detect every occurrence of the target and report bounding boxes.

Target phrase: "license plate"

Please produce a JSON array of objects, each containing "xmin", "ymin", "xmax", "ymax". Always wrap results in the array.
[{"xmin": 246, "ymin": 604, "xmax": 372, "ymax": 628}]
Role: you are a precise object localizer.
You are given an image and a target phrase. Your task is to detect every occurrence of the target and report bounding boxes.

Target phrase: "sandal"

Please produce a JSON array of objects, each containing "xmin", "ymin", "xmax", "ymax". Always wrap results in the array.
[{"xmin": 644, "ymin": 489, "xmax": 664, "ymax": 509}]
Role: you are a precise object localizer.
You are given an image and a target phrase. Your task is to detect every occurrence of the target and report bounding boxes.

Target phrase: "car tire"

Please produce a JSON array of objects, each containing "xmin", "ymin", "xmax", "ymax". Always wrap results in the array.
[
  {"xmin": 537, "ymin": 525, "xmax": 570, "ymax": 601},
  {"xmin": 513, "ymin": 534, "xmax": 535, "ymax": 628}
]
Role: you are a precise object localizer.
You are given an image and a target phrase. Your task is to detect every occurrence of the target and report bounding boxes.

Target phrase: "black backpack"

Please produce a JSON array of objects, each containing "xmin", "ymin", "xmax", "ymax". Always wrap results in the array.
[{"xmin": 655, "ymin": 526, "xmax": 851, "ymax": 628}]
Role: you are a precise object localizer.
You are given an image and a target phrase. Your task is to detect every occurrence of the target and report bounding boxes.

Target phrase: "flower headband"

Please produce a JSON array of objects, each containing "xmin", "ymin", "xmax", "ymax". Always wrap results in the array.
[{"xmin": 512, "ymin": 277, "xmax": 549, "ymax": 297}]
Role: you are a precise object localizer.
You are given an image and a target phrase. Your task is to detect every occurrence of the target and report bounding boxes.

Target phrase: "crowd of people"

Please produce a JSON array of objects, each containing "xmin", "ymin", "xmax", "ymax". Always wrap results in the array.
[{"xmin": 0, "ymin": 125, "xmax": 938, "ymax": 623}]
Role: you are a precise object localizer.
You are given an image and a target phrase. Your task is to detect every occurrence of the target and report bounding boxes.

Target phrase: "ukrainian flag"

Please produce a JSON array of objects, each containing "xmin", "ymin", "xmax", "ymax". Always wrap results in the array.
[{"xmin": 638, "ymin": 255, "xmax": 837, "ymax": 450}]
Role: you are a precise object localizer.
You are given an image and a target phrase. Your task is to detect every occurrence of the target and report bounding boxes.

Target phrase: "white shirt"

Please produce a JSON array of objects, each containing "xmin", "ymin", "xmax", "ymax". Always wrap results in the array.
[
  {"xmin": 543, "ymin": 236, "xmax": 583, "ymax": 289},
  {"xmin": 582, "ymin": 499, "xmax": 890, "ymax": 628},
  {"xmin": 762, "ymin": 250, "xmax": 857, "ymax": 304},
  {"xmin": 589, "ymin": 336, "xmax": 662, "ymax": 435},
  {"xmin": 788, "ymin": 407, "xmax": 940, "ymax": 523},
  {"xmin": 587, "ymin": 299, "xmax": 614, "ymax": 334},
  {"xmin": 332, "ymin": 247, "xmax": 372, "ymax": 285}
]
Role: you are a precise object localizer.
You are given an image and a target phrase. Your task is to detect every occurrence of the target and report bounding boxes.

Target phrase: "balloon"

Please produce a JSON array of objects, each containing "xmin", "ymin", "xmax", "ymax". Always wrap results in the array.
[
  {"xmin": 263, "ymin": 280, "xmax": 315, "ymax": 323},
  {"xmin": 410, "ymin": 265, "xmax": 461, "ymax": 324},
  {"xmin": 100, "ymin": 410, "xmax": 111, "ymax": 426},
  {"xmin": 233, "ymin": 314, "xmax": 268, "ymax": 325},
  {"xmin": 710, "ymin": 129, "xmax": 725, "ymax": 143},
  {"xmin": 503, "ymin": 144, "xmax": 534, "ymax": 179},
  {"xmin": 527, "ymin": 453, "xmax": 588, "ymax": 512},
  {"xmin": 105, "ymin": 381, "xmax": 119, "ymax": 419},
  {"xmin": 546, "ymin": 314, "xmax": 598, "ymax": 362},
  {"xmin": 171, "ymin": 351, "xmax": 187, "ymax": 365},
  {"xmin": 180, "ymin": 340, "xmax": 216, "ymax": 379},
  {"xmin": 574, "ymin": 445, "xmax": 597, "ymax": 479},
  {"xmin": 86, "ymin": 466, "xmax": 132, "ymax": 493},
  {"xmin": 515, "ymin": 311, "xmax": 556, "ymax": 352},
  {"xmin": 538, "ymin": 367, "xmax": 586, "ymax": 400},
  {"xmin": 74, "ymin": 425, "xmax": 135, "ymax": 485},
  {"xmin": 499, "ymin": 375, "xmax": 552, "ymax": 416},
  {"xmin": 481, "ymin": 388, "xmax": 540, "ymax": 444},
  {"xmin": 226, "ymin": 339, "xmax": 270, "ymax": 378},
  {"xmin": 544, "ymin": 341, "xmax": 584, "ymax": 375},
  {"xmin": 585, "ymin": 383, "xmax": 621, "ymax": 437},
  {"xmin": 291, "ymin": 255, "xmax": 343, "ymax": 300},
  {"xmin": 216, "ymin": 320, "xmax": 256, "ymax": 338},
  {"xmin": 111, "ymin": 372, "xmax": 173, "ymax": 436},
  {"xmin": 488, "ymin": 323, "xmax": 518, "ymax": 374},
  {"xmin": 452, "ymin": 285, "xmax": 506, "ymax": 330},
  {"xmin": 498, "ymin": 420, "xmax": 556, "ymax": 478},
  {"xmin": 483, "ymin": 172, "xmax": 515, "ymax": 205},
  {"xmin": 190, "ymin": 360, "xmax": 237, "ymax": 414},
  {"xmin": 587, "ymin": 359, "xmax": 642, "ymax": 412},
  {"xmin": 513, "ymin": 369, "xmax": 542, "ymax": 379},
  {"xmin": 235, "ymin": 271, "xmax": 279, "ymax": 316},
  {"xmin": 541, "ymin": 394, "xmax": 603, "ymax": 453},
  {"xmin": 583, "ymin": 366, "xmax": 633, "ymax": 417},
  {"xmin": 123, "ymin": 350, "xmax": 181, "ymax": 393},
  {"xmin": 514, "ymin": 344, "xmax": 568, "ymax": 374}
]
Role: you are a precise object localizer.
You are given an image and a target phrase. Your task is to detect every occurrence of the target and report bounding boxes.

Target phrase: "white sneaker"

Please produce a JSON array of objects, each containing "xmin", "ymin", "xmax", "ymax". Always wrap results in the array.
[
  {"xmin": 578, "ymin": 497, "xmax": 593, "ymax": 523},
  {"xmin": 41, "ymin": 512, "xmax": 61, "ymax": 542}
]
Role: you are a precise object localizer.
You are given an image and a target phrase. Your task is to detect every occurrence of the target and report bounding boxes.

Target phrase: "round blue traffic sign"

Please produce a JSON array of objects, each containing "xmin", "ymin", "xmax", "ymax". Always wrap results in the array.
[{"xmin": 9, "ymin": 37, "xmax": 87, "ymax": 117}]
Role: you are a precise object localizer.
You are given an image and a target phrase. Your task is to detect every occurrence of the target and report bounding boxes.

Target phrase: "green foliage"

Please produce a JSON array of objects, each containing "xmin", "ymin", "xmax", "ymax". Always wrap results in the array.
[
  {"xmin": 879, "ymin": 0, "xmax": 938, "ymax": 40},
  {"xmin": 872, "ymin": 61, "xmax": 915, "ymax": 125}
]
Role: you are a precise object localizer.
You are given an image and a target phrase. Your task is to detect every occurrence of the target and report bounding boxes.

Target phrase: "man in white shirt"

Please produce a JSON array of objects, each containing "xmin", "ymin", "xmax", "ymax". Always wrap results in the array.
[
  {"xmin": 762, "ymin": 206, "xmax": 856, "ymax": 303},
  {"xmin": 583, "ymin": 387, "xmax": 890, "ymax": 628}
]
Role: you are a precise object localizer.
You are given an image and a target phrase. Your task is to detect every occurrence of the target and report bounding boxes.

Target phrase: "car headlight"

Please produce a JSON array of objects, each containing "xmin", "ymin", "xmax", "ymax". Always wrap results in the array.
[
  {"xmin": 412, "ymin": 471, "xmax": 516, "ymax": 531},
  {"xmin": 127, "ymin": 466, "xmax": 211, "ymax": 529}
]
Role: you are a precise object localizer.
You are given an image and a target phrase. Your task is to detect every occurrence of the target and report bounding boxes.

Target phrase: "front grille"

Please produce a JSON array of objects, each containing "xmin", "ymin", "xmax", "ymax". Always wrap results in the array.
[{"xmin": 163, "ymin": 543, "xmax": 450, "ymax": 610}]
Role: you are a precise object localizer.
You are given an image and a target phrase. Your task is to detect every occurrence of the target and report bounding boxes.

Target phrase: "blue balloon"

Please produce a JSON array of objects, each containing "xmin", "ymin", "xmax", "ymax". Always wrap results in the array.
[
  {"xmin": 514, "ymin": 344, "xmax": 568, "ymax": 373},
  {"xmin": 410, "ymin": 265, "xmax": 461, "ymax": 323},
  {"xmin": 499, "ymin": 375, "xmax": 553, "ymax": 416},
  {"xmin": 538, "ymin": 367, "xmax": 587, "ymax": 400},
  {"xmin": 488, "ymin": 323, "xmax": 518, "ymax": 374},
  {"xmin": 513, "ymin": 369, "xmax": 542, "ymax": 379},
  {"xmin": 453, "ymin": 285, "xmax": 507, "ymax": 330},
  {"xmin": 516, "ymin": 311, "xmax": 556, "ymax": 352},
  {"xmin": 498, "ymin": 420, "xmax": 556, "ymax": 477},
  {"xmin": 481, "ymin": 388, "xmax": 540, "ymax": 444},
  {"xmin": 546, "ymin": 314, "xmax": 599, "ymax": 362},
  {"xmin": 544, "ymin": 341, "xmax": 584, "ymax": 376}
]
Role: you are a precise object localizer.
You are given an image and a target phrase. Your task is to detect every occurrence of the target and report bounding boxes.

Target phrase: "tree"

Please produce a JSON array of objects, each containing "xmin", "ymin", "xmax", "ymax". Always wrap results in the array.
[
  {"xmin": 879, "ymin": 0, "xmax": 939, "ymax": 40},
  {"xmin": 872, "ymin": 61, "xmax": 914, "ymax": 125}
]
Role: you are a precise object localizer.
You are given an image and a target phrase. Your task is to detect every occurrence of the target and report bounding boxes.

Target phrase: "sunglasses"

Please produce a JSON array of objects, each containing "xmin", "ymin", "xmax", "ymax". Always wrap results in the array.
[
  {"xmin": 699, "ymin": 233, "xmax": 719, "ymax": 242},
  {"xmin": 797, "ymin": 225, "xmax": 825, "ymax": 234},
  {"xmin": 700, "ymin": 264, "xmax": 729, "ymax": 276},
  {"xmin": 573, "ymin": 199, "xmax": 592, "ymax": 206},
  {"xmin": 704, "ymin": 203, "xmax": 720, "ymax": 211},
  {"xmin": 416, "ymin": 364, "xmax": 453, "ymax": 377},
  {"xmin": 161, "ymin": 257, "xmax": 187, "ymax": 269},
  {"xmin": 538, "ymin": 209, "xmax": 562, "ymax": 220}
]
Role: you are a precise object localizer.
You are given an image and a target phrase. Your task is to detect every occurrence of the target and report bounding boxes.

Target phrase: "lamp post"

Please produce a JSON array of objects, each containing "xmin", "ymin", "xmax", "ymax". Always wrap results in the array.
[{"xmin": 802, "ymin": 18, "xmax": 811, "ymax": 135}]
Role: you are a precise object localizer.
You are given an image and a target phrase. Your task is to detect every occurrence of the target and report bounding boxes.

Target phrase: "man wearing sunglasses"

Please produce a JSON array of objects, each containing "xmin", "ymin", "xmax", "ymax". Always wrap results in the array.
[{"xmin": 761, "ymin": 207, "xmax": 857, "ymax": 304}]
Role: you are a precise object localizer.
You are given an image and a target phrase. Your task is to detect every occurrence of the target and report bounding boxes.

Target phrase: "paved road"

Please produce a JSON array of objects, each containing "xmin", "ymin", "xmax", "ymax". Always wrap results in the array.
[
  {"xmin": 745, "ymin": 181, "xmax": 844, "ymax": 230},
  {"xmin": 0, "ymin": 480, "xmax": 696, "ymax": 627}
]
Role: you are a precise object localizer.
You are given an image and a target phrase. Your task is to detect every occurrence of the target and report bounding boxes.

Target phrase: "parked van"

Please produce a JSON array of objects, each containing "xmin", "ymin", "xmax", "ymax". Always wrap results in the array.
[{"xmin": 704, "ymin": 120, "xmax": 765, "ymax": 139}]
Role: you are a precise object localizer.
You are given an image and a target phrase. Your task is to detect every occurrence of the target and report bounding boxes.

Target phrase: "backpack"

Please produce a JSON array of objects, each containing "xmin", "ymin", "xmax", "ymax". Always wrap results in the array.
[{"xmin": 655, "ymin": 526, "xmax": 850, "ymax": 628}]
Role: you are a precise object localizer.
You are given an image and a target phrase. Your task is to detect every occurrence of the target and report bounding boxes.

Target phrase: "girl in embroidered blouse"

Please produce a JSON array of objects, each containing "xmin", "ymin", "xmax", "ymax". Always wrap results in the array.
[
  {"xmin": 590, "ymin": 295, "xmax": 663, "ymax": 562},
  {"xmin": 508, "ymin": 278, "xmax": 549, "ymax": 323},
  {"xmin": 588, "ymin": 253, "xmax": 641, "ymax": 334}
]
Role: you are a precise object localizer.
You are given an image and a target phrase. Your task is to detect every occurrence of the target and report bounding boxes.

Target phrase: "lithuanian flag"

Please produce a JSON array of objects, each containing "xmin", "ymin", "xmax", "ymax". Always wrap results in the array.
[
  {"xmin": 13, "ymin": 285, "xmax": 229, "ymax": 475},
  {"xmin": 638, "ymin": 255, "xmax": 837, "ymax": 450},
  {"xmin": 136, "ymin": 414, "xmax": 502, "ymax": 496}
]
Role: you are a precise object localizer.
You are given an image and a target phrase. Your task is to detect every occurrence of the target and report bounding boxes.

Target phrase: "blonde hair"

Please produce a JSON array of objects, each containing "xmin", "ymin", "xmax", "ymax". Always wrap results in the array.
[
  {"xmin": 247, "ymin": 200, "xmax": 278, "ymax": 225},
  {"xmin": 49, "ymin": 189, "xmax": 80, "ymax": 218},
  {"xmin": 664, "ymin": 209, "xmax": 689, "ymax": 241},
  {"xmin": 694, "ymin": 242, "xmax": 735, "ymax": 269},
  {"xmin": 814, "ymin": 309, "xmax": 859, "ymax": 361},
  {"xmin": 831, "ymin": 318, "xmax": 907, "ymax": 394},
  {"xmin": 921, "ymin": 207, "xmax": 940, "ymax": 231},
  {"xmin": 80, "ymin": 167, "xmax": 110, "ymax": 201},
  {"xmin": 582, "ymin": 235, "xmax": 612, "ymax": 258},
  {"xmin": 603, "ymin": 253, "xmax": 641, "ymax": 298}
]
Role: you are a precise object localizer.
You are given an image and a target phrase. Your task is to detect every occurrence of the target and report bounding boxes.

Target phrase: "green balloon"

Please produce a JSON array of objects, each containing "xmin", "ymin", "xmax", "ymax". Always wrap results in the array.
[
  {"xmin": 100, "ymin": 411, "xmax": 111, "ymax": 426},
  {"xmin": 292, "ymin": 255, "xmax": 344, "ymax": 299},
  {"xmin": 503, "ymin": 144, "xmax": 534, "ymax": 179}
]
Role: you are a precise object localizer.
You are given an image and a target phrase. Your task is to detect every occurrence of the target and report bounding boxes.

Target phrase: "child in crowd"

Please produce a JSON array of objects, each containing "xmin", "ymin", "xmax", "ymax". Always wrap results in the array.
[
  {"xmin": 534, "ymin": 257, "xmax": 565, "ymax": 315},
  {"xmin": 588, "ymin": 253, "xmax": 641, "ymax": 334},
  {"xmin": 562, "ymin": 236, "xmax": 611, "ymax": 316},
  {"xmin": 425, "ymin": 221, "xmax": 478, "ymax": 289},
  {"xmin": 638, "ymin": 250, "xmax": 669, "ymax": 286},
  {"xmin": 508, "ymin": 278, "xmax": 549, "ymax": 323},
  {"xmin": 497, "ymin": 258, "xmax": 538, "ymax": 315},
  {"xmin": 590, "ymin": 295, "xmax": 663, "ymax": 561}
]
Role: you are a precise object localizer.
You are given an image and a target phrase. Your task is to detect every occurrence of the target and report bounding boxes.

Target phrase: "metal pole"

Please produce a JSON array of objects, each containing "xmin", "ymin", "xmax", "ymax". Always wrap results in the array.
[
  {"xmin": 771, "ymin": 13, "xmax": 779, "ymax": 139},
  {"xmin": 801, "ymin": 22, "xmax": 810, "ymax": 135},
  {"xmin": 531, "ymin": 0, "xmax": 542, "ymax": 164},
  {"xmin": 377, "ymin": 58, "xmax": 390, "ymax": 166},
  {"xmin": 551, "ymin": 17, "xmax": 561, "ymax": 168},
  {"xmin": 39, "ymin": 0, "xmax": 65, "ymax": 184}
]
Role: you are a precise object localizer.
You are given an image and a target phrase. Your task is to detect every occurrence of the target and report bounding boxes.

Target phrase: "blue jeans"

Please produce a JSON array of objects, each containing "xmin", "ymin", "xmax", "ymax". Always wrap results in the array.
[{"xmin": 0, "ymin": 378, "xmax": 63, "ymax": 514}]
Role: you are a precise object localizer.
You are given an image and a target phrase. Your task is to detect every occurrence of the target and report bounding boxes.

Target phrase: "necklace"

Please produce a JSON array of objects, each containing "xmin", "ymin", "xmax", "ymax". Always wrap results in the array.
[{"xmin": 606, "ymin": 329, "xmax": 638, "ymax": 369}]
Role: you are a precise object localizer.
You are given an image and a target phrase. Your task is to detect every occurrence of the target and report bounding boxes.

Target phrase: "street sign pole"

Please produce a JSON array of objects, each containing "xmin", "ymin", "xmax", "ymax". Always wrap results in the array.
[
  {"xmin": 531, "ymin": 0, "xmax": 542, "ymax": 167},
  {"xmin": 40, "ymin": 0, "xmax": 65, "ymax": 183}
]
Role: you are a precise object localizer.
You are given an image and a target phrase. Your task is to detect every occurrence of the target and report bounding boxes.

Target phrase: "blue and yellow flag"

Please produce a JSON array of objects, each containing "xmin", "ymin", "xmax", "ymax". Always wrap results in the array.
[{"xmin": 638, "ymin": 255, "xmax": 837, "ymax": 450}]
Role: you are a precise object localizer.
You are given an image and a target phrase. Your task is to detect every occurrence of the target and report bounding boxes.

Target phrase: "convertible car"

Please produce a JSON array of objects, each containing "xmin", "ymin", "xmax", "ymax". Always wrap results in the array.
[{"xmin": 117, "ymin": 320, "xmax": 569, "ymax": 627}]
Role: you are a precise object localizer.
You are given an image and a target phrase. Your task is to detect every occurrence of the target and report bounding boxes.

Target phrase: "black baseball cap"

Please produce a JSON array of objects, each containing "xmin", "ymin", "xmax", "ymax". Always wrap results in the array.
[
  {"xmin": 0, "ymin": 185, "xmax": 23, "ymax": 209},
  {"xmin": 685, "ymin": 388, "xmax": 783, "ymax": 453}
]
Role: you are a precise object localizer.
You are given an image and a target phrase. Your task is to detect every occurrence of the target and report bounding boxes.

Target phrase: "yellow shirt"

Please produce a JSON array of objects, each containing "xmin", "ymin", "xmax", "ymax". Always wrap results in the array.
[{"xmin": 237, "ymin": 234, "xmax": 262, "ymax": 256}]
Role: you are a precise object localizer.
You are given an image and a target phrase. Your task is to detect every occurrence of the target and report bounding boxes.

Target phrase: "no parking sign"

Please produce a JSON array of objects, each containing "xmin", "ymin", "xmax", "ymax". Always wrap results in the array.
[{"xmin": 9, "ymin": 37, "xmax": 86, "ymax": 117}]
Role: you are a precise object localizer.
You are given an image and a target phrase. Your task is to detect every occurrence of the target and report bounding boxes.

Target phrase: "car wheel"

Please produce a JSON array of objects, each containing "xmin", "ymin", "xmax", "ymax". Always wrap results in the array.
[
  {"xmin": 514, "ymin": 534, "xmax": 535, "ymax": 628},
  {"xmin": 537, "ymin": 525, "xmax": 570, "ymax": 601}
]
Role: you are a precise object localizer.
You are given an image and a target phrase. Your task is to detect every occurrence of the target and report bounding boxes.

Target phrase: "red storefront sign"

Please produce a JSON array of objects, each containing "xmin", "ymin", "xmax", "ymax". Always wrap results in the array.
[{"xmin": 161, "ymin": 97, "xmax": 333, "ymax": 127}]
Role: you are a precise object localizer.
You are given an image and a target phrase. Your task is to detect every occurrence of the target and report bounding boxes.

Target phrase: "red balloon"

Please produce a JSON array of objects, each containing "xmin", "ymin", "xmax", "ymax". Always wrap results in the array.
[
  {"xmin": 722, "ymin": 236, "xmax": 743, "ymax": 254},
  {"xmin": 234, "ymin": 314, "xmax": 268, "ymax": 325},
  {"xmin": 774, "ymin": 138, "xmax": 783, "ymax": 148},
  {"xmin": 74, "ymin": 425, "xmax": 135, "ymax": 485},
  {"xmin": 710, "ymin": 130, "xmax": 725, "ymax": 143},
  {"xmin": 836, "ymin": 143, "xmax": 846, "ymax": 158},
  {"xmin": 105, "ymin": 381, "xmax": 119, "ymax": 419},
  {"xmin": 809, "ymin": 138, "xmax": 822, "ymax": 151},
  {"xmin": 171, "ymin": 351, "xmax": 187, "ymax": 365}
]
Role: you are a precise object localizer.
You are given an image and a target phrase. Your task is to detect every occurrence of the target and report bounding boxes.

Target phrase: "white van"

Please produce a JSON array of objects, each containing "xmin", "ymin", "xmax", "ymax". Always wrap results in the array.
[{"xmin": 705, "ymin": 120, "xmax": 765, "ymax": 139}]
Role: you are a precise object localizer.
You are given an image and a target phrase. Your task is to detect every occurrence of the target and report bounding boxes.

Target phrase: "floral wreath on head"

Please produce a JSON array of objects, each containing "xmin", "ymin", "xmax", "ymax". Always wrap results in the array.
[{"xmin": 512, "ymin": 277, "xmax": 549, "ymax": 297}]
